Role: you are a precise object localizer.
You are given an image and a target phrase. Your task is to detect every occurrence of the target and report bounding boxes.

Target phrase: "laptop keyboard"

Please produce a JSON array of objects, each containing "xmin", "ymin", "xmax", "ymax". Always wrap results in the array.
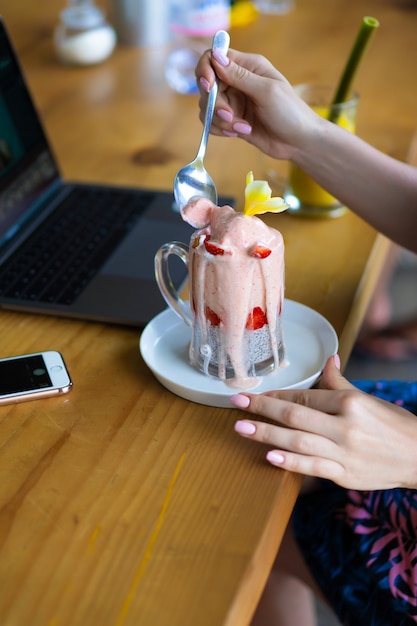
[{"xmin": 0, "ymin": 186, "xmax": 156, "ymax": 306}]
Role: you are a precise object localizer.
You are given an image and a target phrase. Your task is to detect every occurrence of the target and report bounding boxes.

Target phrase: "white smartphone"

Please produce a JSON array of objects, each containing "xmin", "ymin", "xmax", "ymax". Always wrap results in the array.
[{"xmin": 0, "ymin": 350, "xmax": 72, "ymax": 405}]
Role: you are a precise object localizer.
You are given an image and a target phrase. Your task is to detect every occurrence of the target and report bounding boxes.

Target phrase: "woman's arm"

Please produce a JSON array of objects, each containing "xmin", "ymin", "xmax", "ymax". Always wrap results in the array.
[
  {"xmin": 294, "ymin": 122, "xmax": 417, "ymax": 250},
  {"xmin": 196, "ymin": 48, "xmax": 417, "ymax": 251}
]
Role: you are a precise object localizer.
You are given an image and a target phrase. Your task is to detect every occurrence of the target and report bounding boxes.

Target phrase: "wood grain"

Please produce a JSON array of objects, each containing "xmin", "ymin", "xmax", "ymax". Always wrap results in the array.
[{"xmin": 1, "ymin": 1, "xmax": 416, "ymax": 624}]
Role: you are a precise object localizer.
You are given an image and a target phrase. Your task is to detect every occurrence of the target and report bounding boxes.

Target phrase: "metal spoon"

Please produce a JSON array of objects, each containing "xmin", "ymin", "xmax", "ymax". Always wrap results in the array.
[{"xmin": 173, "ymin": 30, "xmax": 230, "ymax": 210}]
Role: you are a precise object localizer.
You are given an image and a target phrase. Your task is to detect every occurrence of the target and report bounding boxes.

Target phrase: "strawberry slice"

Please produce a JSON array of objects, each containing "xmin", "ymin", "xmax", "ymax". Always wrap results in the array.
[
  {"xmin": 246, "ymin": 307, "xmax": 268, "ymax": 330},
  {"xmin": 204, "ymin": 238, "xmax": 225, "ymax": 256},
  {"xmin": 252, "ymin": 244, "xmax": 272, "ymax": 258},
  {"xmin": 205, "ymin": 306, "xmax": 221, "ymax": 326}
]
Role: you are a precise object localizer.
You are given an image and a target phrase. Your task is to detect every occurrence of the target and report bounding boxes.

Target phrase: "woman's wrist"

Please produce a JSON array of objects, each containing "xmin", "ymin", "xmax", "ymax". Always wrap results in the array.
[{"xmin": 289, "ymin": 114, "xmax": 330, "ymax": 169}]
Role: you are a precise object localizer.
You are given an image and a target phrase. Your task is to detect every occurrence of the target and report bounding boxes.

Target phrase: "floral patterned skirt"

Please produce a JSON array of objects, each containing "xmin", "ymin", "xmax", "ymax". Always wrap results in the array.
[{"xmin": 292, "ymin": 380, "xmax": 417, "ymax": 626}]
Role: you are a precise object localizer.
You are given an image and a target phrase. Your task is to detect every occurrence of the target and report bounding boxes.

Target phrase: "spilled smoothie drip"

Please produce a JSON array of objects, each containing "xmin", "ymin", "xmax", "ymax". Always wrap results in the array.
[{"xmin": 180, "ymin": 173, "xmax": 288, "ymax": 389}]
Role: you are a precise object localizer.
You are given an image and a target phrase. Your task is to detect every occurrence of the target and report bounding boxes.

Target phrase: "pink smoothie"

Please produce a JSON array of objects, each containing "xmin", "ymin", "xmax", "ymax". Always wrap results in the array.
[{"xmin": 181, "ymin": 197, "xmax": 285, "ymax": 388}]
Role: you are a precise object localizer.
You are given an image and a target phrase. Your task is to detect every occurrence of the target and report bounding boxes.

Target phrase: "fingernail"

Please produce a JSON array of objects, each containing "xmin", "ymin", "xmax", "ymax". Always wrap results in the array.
[
  {"xmin": 234, "ymin": 420, "xmax": 256, "ymax": 435},
  {"xmin": 199, "ymin": 77, "xmax": 211, "ymax": 92},
  {"xmin": 333, "ymin": 353, "xmax": 341, "ymax": 370},
  {"xmin": 212, "ymin": 48, "xmax": 230, "ymax": 67},
  {"xmin": 232, "ymin": 121, "xmax": 252, "ymax": 135},
  {"xmin": 217, "ymin": 108, "xmax": 233, "ymax": 123},
  {"xmin": 222, "ymin": 130, "xmax": 239, "ymax": 137},
  {"xmin": 230, "ymin": 394, "xmax": 251, "ymax": 408},
  {"xmin": 266, "ymin": 451, "xmax": 285, "ymax": 465}
]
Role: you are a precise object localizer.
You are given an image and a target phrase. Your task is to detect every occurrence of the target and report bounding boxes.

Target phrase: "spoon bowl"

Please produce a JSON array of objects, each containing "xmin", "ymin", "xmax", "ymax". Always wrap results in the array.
[{"xmin": 173, "ymin": 30, "xmax": 230, "ymax": 211}]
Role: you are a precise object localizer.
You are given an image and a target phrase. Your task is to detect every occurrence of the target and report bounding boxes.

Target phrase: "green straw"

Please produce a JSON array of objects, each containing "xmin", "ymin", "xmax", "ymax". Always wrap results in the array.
[{"xmin": 328, "ymin": 16, "xmax": 379, "ymax": 123}]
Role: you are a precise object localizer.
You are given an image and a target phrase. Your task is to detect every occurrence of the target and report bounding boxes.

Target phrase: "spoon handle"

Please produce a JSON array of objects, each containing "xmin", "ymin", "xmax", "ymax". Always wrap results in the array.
[{"xmin": 196, "ymin": 30, "xmax": 230, "ymax": 162}]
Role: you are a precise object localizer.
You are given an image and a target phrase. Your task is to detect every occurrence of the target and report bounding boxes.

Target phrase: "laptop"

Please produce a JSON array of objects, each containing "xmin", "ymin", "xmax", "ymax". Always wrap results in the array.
[{"xmin": 0, "ymin": 18, "xmax": 233, "ymax": 327}]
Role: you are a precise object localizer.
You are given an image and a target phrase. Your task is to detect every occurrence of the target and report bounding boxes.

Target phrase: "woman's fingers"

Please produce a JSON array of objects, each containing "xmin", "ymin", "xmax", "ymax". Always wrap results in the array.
[
  {"xmin": 231, "ymin": 393, "xmax": 345, "ymax": 479},
  {"xmin": 234, "ymin": 416, "xmax": 339, "ymax": 458},
  {"xmin": 230, "ymin": 356, "xmax": 360, "ymax": 435},
  {"xmin": 265, "ymin": 447, "xmax": 344, "ymax": 482},
  {"xmin": 231, "ymin": 389, "xmax": 342, "ymax": 434},
  {"xmin": 234, "ymin": 418, "xmax": 344, "ymax": 480}
]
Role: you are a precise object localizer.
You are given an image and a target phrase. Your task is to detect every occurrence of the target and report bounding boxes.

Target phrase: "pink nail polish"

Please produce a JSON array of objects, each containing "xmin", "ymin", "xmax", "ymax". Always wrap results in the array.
[
  {"xmin": 333, "ymin": 353, "xmax": 341, "ymax": 370},
  {"xmin": 266, "ymin": 451, "xmax": 285, "ymax": 465},
  {"xmin": 232, "ymin": 122, "xmax": 252, "ymax": 136},
  {"xmin": 222, "ymin": 130, "xmax": 239, "ymax": 137},
  {"xmin": 230, "ymin": 394, "xmax": 250, "ymax": 408},
  {"xmin": 212, "ymin": 48, "xmax": 229, "ymax": 67},
  {"xmin": 199, "ymin": 77, "xmax": 211, "ymax": 93},
  {"xmin": 217, "ymin": 108, "xmax": 233, "ymax": 123},
  {"xmin": 234, "ymin": 420, "xmax": 256, "ymax": 435}
]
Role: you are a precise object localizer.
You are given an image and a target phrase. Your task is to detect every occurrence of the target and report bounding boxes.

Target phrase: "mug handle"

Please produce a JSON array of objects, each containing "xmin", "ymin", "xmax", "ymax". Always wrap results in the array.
[{"xmin": 154, "ymin": 242, "xmax": 192, "ymax": 326}]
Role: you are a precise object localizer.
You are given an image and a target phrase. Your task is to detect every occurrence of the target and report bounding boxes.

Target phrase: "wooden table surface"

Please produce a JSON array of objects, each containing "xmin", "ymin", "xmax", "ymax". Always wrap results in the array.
[{"xmin": 1, "ymin": 1, "xmax": 416, "ymax": 625}]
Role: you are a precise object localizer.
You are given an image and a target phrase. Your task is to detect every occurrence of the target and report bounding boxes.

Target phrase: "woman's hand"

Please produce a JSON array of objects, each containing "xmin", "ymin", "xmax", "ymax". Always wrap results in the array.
[
  {"xmin": 231, "ymin": 355, "xmax": 417, "ymax": 490},
  {"xmin": 195, "ymin": 47, "xmax": 319, "ymax": 161}
]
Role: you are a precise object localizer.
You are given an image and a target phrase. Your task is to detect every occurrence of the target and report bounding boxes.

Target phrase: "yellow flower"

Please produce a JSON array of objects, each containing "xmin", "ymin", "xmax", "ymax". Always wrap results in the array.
[
  {"xmin": 243, "ymin": 171, "xmax": 289, "ymax": 216},
  {"xmin": 230, "ymin": 1, "xmax": 259, "ymax": 28}
]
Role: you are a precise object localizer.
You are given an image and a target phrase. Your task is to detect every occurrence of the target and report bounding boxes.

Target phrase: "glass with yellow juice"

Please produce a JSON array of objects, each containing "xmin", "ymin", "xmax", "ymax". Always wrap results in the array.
[{"xmin": 285, "ymin": 84, "xmax": 359, "ymax": 218}]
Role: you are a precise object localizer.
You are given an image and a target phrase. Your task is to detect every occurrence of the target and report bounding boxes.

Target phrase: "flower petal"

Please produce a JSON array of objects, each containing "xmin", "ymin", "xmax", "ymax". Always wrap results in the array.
[
  {"xmin": 245, "ymin": 198, "xmax": 289, "ymax": 216},
  {"xmin": 243, "ymin": 171, "xmax": 288, "ymax": 216}
]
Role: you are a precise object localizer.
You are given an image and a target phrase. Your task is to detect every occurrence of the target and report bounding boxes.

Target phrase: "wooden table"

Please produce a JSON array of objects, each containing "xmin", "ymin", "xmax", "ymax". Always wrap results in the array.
[{"xmin": 1, "ymin": 1, "xmax": 416, "ymax": 624}]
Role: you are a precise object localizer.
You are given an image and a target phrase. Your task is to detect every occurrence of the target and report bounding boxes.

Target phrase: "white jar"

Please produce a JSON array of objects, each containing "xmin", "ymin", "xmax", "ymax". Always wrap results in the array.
[{"xmin": 54, "ymin": 2, "xmax": 116, "ymax": 66}]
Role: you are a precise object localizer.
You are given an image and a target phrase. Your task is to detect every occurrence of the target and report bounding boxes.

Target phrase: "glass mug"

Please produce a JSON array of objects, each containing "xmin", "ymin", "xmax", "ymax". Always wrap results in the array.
[
  {"xmin": 284, "ymin": 84, "xmax": 359, "ymax": 218},
  {"xmin": 154, "ymin": 239, "xmax": 285, "ymax": 388}
]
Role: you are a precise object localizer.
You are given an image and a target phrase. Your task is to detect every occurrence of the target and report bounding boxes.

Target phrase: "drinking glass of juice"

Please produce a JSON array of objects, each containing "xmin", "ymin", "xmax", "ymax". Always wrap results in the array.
[{"xmin": 285, "ymin": 84, "xmax": 359, "ymax": 218}]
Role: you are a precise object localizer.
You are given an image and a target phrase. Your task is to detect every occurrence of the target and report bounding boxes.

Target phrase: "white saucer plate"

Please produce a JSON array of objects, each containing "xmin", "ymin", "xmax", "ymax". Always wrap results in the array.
[{"xmin": 139, "ymin": 300, "xmax": 338, "ymax": 408}]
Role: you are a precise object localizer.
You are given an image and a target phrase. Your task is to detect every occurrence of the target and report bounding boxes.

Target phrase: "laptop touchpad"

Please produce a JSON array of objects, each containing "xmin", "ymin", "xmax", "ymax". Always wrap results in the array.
[{"xmin": 101, "ymin": 218, "xmax": 193, "ymax": 281}]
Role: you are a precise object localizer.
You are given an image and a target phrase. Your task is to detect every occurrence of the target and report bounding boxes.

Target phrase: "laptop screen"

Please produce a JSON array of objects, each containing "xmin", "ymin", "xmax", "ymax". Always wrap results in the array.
[{"xmin": 0, "ymin": 18, "xmax": 59, "ymax": 247}]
